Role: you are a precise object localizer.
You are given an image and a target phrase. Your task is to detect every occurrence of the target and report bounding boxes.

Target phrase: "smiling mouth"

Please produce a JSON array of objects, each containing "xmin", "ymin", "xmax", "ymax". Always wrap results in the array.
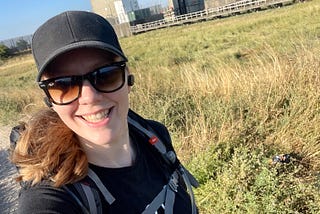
[{"xmin": 81, "ymin": 108, "xmax": 112, "ymax": 122}]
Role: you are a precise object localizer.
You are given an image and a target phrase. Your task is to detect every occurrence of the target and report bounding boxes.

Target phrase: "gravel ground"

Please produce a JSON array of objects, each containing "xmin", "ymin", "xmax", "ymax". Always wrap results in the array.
[{"xmin": 0, "ymin": 126, "xmax": 19, "ymax": 213}]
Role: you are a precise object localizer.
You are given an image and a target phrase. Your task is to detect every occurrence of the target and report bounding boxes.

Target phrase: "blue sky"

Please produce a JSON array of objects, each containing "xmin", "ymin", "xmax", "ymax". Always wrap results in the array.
[
  {"xmin": 0, "ymin": 1, "xmax": 92, "ymax": 41},
  {"xmin": 0, "ymin": 0, "xmax": 167, "ymax": 41}
]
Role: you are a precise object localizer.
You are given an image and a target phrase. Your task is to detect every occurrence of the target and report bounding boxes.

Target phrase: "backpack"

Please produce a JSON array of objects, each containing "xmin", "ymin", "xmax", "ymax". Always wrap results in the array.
[{"xmin": 10, "ymin": 109, "xmax": 199, "ymax": 214}]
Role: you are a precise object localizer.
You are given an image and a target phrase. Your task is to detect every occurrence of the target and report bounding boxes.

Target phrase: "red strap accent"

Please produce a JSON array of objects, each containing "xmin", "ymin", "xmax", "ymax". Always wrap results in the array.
[
  {"xmin": 149, "ymin": 136, "xmax": 158, "ymax": 145},
  {"xmin": 81, "ymin": 181, "xmax": 91, "ymax": 186}
]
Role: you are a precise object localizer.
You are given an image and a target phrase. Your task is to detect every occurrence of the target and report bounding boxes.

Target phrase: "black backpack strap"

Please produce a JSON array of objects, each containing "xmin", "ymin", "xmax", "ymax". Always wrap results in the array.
[
  {"xmin": 142, "ymin": 171, "xmax": 179, "ymax": 214},
  {"xmin": 128, "ymin": 116, "xmax": 176, "ymax": 164},
  {"xmin": 127, "ymin": 112, "xmax": 199, "ymax": 214},
  {"xmin": 64, "ymin": 168, "xmax": 115, "ymax": 214},
  {"xmin": 128, "ymin": 110, "xmax": 173, "ymax": 148},
  {"xmin": 87, "ymin": 168, "xmax": 115, "ymax": 204},
  {"xmin": 64, "ymin": 181, "xmax": 102, "ymax": 214},
  {"xmin": 62, "ymin": 185, "xmax": 91, "ymax": 214},
  {"xmin": 72, "ymin": 181, "xmax": 103, "ymax": 214},
  {"xmin": 127, "ymin": 113, "xmax": 199, "ymax": 186}
]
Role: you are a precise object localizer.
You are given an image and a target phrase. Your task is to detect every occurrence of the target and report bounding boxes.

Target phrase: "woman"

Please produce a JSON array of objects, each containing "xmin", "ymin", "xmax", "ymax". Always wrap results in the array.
[{"xmin": 11, "ymin": 11, "xmax": 198, "ymax": 213}]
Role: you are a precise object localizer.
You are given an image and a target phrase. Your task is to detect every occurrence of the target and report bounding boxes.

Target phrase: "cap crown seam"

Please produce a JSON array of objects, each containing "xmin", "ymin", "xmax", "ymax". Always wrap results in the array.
[{"xmin": 66, "ymin": 12, "xmax": 76, "ymax": 42}]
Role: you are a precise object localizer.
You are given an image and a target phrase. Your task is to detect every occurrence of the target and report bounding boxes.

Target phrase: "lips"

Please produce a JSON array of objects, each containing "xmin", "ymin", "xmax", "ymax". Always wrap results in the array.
[{"xmin": 81, "ymin": 108, "xmax": 112, "ymax": 123}]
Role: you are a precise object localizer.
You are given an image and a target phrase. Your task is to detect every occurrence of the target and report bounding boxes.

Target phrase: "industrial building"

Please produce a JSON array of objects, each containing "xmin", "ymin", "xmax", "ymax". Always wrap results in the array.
[
  {"xmin": 90, "ymin": 0, "xmax": 140, "ymax": 36},
  {"xmin": 168, "ymin": 0, "xmax": 205, "ymax": 15},
  {"xmin": 90, "ymin": 0, "xmax": 139, "ymax": 25},
  {"xmin": 90, "ymin": 0, "xmax": 241, "ymax": 36}
]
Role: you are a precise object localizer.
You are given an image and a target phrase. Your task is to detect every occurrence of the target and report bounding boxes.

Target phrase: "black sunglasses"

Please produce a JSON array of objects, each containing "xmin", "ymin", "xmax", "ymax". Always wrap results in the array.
[{"xmin": 38, "ymin": 62, "xmax": 126, "ymax": 105}]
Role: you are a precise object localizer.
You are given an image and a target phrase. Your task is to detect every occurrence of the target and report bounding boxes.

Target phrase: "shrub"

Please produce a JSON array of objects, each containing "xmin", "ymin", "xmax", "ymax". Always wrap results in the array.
[{"xmin": 0, "ymin": 44, "xmax": 9, "ymax": 59}]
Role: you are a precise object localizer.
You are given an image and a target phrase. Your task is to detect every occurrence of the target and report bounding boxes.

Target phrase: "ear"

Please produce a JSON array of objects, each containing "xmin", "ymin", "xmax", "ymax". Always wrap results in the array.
[{"xmin": 128, "ymin": 74, "xmax": 134, "ymax": 86}]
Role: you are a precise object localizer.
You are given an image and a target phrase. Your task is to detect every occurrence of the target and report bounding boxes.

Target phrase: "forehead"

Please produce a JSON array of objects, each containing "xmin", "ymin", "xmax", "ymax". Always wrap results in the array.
[{"xmin": 43, "ymin": 48, "xmax": 121, "ymax": 79}]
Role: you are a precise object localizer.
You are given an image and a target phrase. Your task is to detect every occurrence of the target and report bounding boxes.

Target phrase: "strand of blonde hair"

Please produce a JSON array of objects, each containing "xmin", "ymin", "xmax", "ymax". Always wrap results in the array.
[{"xmin": 11, "ymin": 109, "xmax": 88, "ymax": 187}]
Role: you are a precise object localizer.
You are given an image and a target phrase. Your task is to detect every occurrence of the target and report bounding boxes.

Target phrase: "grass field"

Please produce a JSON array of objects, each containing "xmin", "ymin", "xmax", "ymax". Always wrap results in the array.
[{"xmin": 1, "ymin": 0, "xmax": 320, "ymax": 212}]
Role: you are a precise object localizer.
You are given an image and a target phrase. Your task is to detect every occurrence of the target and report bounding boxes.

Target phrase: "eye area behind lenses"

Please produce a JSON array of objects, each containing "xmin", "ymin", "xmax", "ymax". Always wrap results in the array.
[
  {"xmin": 45, "ymin": 77, "xmax": 81, "ymax": 104},
  {"xmin": 38, "ymin": 62, "xmax": 126, "ymax": 105},
  {"xmin": 89, "ymin": 64, "xmax": 125, "ymax": 92}
]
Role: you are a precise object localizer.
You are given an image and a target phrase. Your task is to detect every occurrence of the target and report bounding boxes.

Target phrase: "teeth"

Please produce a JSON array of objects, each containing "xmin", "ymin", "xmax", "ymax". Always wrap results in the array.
[{"xmin": 82, "ymin": 109, "xmax": 110, "ymax": 122}]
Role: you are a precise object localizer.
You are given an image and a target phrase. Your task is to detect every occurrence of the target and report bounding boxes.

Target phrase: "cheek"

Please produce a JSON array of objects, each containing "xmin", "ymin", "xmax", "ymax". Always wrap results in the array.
[
  {"xmin": 106, "ymin": 88, "xmax": 130, "ymax": 116},
  {"xmin": 52, "ymin": 105, "xmax": 77, "ymax": 121},
  {"xmin": 118, "ymin": 89, "xmax": 130, "ymax": 108},
  {"xmin": 107, "ymin": 85, "xmax": 130, "ymax": 104}
]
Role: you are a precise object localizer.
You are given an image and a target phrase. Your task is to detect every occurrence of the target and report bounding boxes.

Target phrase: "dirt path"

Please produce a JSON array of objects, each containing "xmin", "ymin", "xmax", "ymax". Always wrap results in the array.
[{"xmin": 0, "ymin": 125, "xmax": 19, "ymax": 213}]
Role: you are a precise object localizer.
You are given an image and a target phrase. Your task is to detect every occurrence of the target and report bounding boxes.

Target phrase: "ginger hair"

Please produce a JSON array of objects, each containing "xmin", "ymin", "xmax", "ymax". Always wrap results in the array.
[{"xmin": 11, "ymin": 108, "xmax": 88, "ymax": 187}]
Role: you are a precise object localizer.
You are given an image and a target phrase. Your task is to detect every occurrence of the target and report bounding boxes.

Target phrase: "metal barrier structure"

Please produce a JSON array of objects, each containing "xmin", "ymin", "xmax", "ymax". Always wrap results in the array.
[{"xmin": 130, "ymin": 0, "xmax": 295, "ymax": 34}]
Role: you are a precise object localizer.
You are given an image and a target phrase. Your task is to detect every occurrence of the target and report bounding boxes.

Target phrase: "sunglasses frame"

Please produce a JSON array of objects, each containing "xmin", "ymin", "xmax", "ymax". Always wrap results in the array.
[{"xmin": 38, "ymin": 62, "xmax": 126, "ymax": 105}]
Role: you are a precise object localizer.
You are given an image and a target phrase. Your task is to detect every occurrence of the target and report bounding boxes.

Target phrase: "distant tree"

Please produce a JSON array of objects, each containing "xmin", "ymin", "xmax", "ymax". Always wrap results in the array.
[
  {"xmin": 16, "ymin": 39, "xmax": 29, "ymax": 52},
  {"xmin": 0, "ymin": 44, "xmax": 10, "ymax": 59}
]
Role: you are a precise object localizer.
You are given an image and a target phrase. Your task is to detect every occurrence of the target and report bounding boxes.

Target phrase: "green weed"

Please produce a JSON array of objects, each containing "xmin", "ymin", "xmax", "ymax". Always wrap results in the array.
[{"xmin": 1, "ymin": 0, "xmax": 320, "ymax": 212}]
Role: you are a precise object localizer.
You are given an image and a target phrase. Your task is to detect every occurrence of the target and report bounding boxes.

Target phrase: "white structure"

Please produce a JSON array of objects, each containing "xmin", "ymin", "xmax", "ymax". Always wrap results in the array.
[
  {"xmin": 122, "ymin": 0, "xmax": 139, "ymax": 12},
  {"xmin": 91, "ymin": 0, "xmax": 139, "ymax": 24},
  {"xmin": 114, "ymin": 1, "xmax": 130, "ymax": 23}
]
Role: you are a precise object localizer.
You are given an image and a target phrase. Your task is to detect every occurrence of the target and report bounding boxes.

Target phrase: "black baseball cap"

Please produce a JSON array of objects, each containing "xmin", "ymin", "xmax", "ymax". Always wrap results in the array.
[{"xmin": 32, "ymin": 11, "xmax": 128, "ymax": 82}]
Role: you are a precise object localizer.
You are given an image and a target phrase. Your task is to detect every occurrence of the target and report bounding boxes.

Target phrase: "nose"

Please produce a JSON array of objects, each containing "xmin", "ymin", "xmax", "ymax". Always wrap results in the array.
[{"xmin": 78, "ymin": 80, "xmax": 102, "ymax": 104}]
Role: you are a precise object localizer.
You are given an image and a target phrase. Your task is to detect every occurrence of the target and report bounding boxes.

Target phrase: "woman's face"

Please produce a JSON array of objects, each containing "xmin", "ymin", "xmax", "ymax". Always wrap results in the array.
[{"xmin": 44, "ymin": 48, "xmax": 130, "ymax": 146}]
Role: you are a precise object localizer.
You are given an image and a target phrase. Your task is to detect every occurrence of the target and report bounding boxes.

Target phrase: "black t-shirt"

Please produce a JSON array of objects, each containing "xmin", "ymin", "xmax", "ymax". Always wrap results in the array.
[{"xmin": 17, "ymin": 123, "xmax": 193, "ymax": 213}]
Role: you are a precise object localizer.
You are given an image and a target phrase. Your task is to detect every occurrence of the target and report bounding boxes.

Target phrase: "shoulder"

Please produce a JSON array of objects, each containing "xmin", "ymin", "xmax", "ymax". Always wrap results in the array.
[
  {"xmin": 18, "ymin": 182, "xmax": 81, "ymax": 214},
  {"xmin": 128, "ymin": 109, "xmax": 177, "ymax": 158},
  {"xmin": 145, "ymin": 120, "xmax": 173, "ymax": 146},
  {"xmin": 128, "ymin": 109, "xmax": 173, "ymax": 146}
]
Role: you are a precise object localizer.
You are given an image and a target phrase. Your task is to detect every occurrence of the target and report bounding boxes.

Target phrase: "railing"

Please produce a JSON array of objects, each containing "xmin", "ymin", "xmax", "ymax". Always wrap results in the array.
[{"xmin": 130, "ymin": 0, "xmax": 295, "ymax": 34}]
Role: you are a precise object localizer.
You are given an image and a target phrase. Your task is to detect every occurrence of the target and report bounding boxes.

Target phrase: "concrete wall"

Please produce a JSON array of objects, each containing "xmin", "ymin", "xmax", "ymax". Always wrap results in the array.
[{"xmin": 91, "ymin": 0, "xmax": 132, "ymax": 37}]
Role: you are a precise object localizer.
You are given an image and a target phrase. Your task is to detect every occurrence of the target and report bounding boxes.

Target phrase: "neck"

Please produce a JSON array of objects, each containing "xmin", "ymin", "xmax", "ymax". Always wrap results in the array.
[{"xmin": 80, "ymin": 132, "xmax": 135, "ymax": 168}]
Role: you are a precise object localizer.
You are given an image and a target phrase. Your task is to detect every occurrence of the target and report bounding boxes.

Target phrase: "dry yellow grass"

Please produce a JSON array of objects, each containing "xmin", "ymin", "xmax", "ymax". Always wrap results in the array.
[{"xmin": 1, "ymin": 0, "xmax": 320, "ymax": 212}]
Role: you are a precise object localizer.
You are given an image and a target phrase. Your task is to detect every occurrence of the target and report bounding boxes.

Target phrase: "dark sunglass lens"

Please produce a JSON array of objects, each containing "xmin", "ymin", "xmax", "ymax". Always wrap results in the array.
[
  {"xmin": 47, "ymin": 77, "xmax": 80, "ymax": 104},
  {"xmin": 93, "ymin": 66, "xmax": 125, "ymax": 92}
]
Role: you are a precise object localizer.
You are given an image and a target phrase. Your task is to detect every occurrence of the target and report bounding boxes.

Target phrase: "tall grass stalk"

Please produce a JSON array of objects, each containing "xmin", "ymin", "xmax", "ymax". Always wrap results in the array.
[{"xmin": 1, "ymin": 0, "xmax": 320, "ymax": 212}]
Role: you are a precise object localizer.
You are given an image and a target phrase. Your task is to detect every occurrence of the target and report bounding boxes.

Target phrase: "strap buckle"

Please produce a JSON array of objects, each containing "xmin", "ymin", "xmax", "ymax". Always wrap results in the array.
[{"xmin": 168, "ymin": 172, "xmax": 179, "ymax": 192}]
